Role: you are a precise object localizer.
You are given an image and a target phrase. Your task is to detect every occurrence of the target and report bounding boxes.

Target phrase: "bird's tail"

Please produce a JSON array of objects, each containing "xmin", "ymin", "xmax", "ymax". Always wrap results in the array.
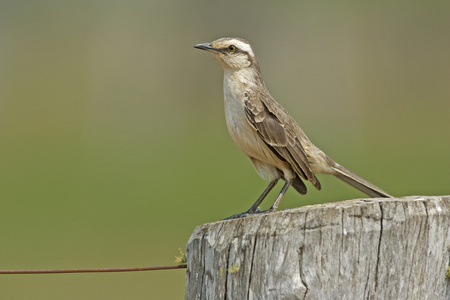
[{"xmin": 331, "ymin": 163, "xmax": 393, "ymax": 198}]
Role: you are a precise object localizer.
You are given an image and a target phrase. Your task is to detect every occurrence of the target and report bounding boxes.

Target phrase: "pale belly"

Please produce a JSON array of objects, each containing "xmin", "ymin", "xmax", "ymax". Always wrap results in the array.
[{"xmin": 223, "ymin": 90, "xmax": 292, "ymax": 181}]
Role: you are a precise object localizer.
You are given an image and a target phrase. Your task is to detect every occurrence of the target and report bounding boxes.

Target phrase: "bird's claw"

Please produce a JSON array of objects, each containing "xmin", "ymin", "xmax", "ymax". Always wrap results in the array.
[{"xmin": 223, "ymin": 206, "xmax": 262, "ymax": 220}]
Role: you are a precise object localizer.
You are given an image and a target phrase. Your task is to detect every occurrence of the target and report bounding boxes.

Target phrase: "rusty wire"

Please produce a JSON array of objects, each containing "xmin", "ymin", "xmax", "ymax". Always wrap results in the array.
[{"xmin": 0, "ymin": 264, "xmax": 187, "ymax": 274}]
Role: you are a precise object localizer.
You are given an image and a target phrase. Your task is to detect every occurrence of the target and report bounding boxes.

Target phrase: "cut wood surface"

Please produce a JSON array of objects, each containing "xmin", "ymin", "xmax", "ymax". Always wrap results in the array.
[{"xmin": 185, "ymin": 196, "xmax": 450, "ymax": 300}]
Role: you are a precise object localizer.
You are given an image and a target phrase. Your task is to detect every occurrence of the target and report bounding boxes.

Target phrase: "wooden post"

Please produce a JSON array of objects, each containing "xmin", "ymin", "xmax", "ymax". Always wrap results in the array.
[{"xmin": 185, "ymin": 196, "xmax": 450, "ymax": 300}]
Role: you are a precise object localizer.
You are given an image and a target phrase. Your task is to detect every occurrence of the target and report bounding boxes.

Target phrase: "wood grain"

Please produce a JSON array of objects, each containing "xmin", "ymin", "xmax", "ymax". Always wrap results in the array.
[{"xmin": 185, "ymin": 196, "xmax": 450, "ymax": 300}]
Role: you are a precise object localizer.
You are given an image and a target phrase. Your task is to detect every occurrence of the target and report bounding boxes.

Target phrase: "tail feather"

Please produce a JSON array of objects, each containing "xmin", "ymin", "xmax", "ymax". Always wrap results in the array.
[
  {"xmin": 291, "ymin": 175, "xmax": 307, "ymax": 195},
  {"xmin": 331, "ymin": 164, "xmax": 393, "ymax": 198}
]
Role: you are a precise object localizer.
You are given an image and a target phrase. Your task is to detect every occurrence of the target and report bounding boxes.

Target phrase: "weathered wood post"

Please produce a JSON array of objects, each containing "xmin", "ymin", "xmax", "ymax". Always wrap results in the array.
[{"xmin": 185, "ymin": 196, "xmax": 450, "ymax": 300}]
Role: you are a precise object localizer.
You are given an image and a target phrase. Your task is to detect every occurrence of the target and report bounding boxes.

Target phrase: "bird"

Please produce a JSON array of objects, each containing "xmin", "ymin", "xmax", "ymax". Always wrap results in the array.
[{"xmin": 194, "ymin": 37, "xmax": 393, "ymax": 218}]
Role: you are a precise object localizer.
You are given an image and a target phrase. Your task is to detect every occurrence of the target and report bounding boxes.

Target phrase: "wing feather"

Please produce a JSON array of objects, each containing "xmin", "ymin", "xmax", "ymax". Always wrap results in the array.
[{"xmin": 244, "ymin": 89, "xmax": 321, "ymax": 190}]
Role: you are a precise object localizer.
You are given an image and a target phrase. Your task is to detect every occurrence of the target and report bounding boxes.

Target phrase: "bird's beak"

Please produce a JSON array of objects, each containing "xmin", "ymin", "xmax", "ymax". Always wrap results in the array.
[{"xmin": 194, "ymin": 43, "xmax": 219, "ymax": 53}]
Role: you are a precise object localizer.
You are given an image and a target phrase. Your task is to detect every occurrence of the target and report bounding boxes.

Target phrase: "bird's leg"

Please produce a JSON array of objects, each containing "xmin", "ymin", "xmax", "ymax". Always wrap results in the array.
[
  {"xmin": 223, "ymin": 180, "xmax": 278, "ymax": 220},
  {"xmin": 246, "ymin": 180, "xmax": 278, "ymax": 214},
  {"xmin": 267, "ymin": 179, "xmax": 292, "ymax": 212}
]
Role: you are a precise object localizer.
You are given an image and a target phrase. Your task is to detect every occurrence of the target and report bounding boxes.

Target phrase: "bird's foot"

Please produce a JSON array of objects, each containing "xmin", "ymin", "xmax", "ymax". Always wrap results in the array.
[
  {"xmin": 260, "ymin": 206, "xmax": 287, "ymax": 214},
  {"xmin": 265, "ymin": 207, "xmax": 277, "ymax": 213},
  {"xmin": 222, "ymin": 207, "xmax": 261, "ymax": 220}
]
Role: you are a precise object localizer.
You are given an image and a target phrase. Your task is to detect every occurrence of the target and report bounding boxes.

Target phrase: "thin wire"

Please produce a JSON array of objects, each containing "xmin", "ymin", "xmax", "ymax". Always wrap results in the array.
[{"xmin": 0, "ymin": 264, "xmax": 187, "ymax": 274}]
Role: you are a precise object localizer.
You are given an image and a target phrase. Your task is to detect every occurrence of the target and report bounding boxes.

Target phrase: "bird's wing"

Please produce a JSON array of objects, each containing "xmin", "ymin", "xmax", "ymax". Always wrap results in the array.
[{"xmin": 244, "ymin": 89, "xmax": 321, "ymax": 190}]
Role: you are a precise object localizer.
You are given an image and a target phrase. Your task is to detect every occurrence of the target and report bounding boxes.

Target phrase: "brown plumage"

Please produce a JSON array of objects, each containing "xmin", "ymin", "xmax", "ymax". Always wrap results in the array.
[
  {"xmin": 244, "ymin": 87, "xmax": 321, "ymax": 190},
  {"xmin": 195, "ymin": 37, "xmax": 392, "ymax": 218}
]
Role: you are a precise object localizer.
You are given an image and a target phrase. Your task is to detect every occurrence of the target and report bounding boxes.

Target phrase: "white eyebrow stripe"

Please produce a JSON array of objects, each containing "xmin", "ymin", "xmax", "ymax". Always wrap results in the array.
[{"xmin": 232, "ymin": 40, "xmax": 255, "ymax": 57}]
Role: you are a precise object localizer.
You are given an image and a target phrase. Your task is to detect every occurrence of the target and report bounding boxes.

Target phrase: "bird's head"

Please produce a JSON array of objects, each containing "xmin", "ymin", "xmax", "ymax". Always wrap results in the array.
[{"xmin": 194, "ymin": 38, "xmax": 257, "ymax": 70}]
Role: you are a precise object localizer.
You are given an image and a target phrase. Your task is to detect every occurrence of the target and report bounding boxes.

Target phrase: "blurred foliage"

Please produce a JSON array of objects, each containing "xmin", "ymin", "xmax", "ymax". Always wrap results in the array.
[{"xmin": 1, "ymin": 1, "xmax": 449, "ymax": 299}]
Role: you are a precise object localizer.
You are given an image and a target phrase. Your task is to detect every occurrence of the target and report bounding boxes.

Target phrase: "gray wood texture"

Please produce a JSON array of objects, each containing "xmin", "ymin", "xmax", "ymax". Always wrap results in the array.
[{"xmin": 185, "ymin": 196, "xmax": 450, "ymax": 300}]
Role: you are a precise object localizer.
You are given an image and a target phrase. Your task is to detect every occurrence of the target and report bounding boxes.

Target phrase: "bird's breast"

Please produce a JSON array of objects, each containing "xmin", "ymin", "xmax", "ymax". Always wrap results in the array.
[
  {"xmin": 223, "ymin": 86, "xmax": 257, "ymax": 152},
  {"xmin": 222, "ymin": 79, "xmax": 282, "ymax": 166}
]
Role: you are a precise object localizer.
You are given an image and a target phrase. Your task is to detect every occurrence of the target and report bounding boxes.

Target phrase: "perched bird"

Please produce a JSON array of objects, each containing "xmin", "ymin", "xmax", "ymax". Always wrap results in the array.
[{"xmin": 194, "ymin": 38, "xmax": 392, "ymax": 217}]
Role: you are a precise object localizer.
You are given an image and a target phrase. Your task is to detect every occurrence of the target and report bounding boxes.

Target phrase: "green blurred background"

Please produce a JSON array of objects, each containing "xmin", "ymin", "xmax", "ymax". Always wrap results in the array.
[{"xmin": 1, "ymin": 1, "xmax": 449, "ymax": 299}]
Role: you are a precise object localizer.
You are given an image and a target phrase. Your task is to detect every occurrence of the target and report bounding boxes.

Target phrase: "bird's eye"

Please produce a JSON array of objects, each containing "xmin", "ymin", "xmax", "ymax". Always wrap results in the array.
[{"xmin": 228, "ymin": 45, "xmax": 237, "ymax": 52}]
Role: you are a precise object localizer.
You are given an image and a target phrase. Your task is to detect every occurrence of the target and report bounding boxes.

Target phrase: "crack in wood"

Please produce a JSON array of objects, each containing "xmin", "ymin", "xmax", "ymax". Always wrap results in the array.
[
  {"xmin": 223, "ymin": 243, "xmax": 231, "ymax": 300},
  {"xmin": 373, "ymin": 202, "xmax": 384, "ymax": 295},
  {"xmin": 247, "ymin": 235, "xmax": 258, "ymax": 300},
  {"xmin": 298, "ymin": 245, "xmax": 308, "ymax": 299}
]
